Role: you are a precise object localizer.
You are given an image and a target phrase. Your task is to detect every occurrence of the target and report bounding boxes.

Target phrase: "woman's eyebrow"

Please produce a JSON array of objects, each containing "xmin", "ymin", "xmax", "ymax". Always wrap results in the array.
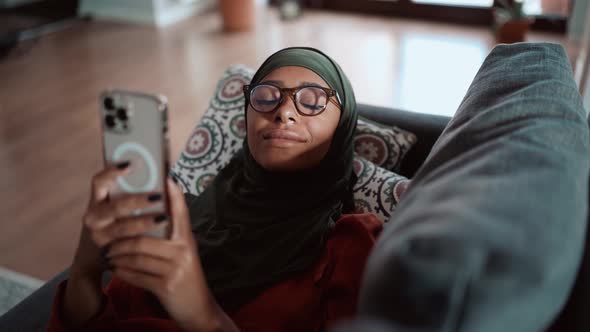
[
  {"xmin": 301, "ymin": 81, "xmax": 325, "ymax": 88},
  {"xmin": 260, "ymin": 80, "xmax": 327, "ymax": 88},
  {"xmin": 259, "ymin": 80, "xmax": 283, "ymax": 85}
]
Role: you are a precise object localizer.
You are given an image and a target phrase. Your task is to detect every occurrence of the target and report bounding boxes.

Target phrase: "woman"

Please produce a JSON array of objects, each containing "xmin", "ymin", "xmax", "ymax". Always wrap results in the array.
[{"xmin": 47, "ymin": 47, "xmax": 383, "ymax": 332}]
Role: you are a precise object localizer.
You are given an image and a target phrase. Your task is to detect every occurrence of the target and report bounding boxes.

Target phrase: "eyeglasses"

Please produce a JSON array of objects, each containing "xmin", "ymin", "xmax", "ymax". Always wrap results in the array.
[{"xmin": 243, "ymin": 83, "xmax": 341, "ymax": 116}]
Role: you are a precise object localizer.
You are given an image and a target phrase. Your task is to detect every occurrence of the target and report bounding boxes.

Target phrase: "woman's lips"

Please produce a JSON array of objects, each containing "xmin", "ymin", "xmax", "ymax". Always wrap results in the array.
[{"xmin": 261, "ymin": 129, "xmax": 307, "ymax": 143}]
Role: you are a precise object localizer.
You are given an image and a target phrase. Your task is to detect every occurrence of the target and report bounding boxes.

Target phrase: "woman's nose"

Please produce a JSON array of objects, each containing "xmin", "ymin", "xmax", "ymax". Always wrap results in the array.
[{"xmin": 273, "ymin": 99, "xmax": 298, "ymax": 124}]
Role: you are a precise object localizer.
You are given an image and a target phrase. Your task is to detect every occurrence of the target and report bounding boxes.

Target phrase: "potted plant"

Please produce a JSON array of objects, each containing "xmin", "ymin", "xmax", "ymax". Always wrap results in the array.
[
  {"xmin": 493, "ymin": 0, "xmax": 534, "ymax": 44},
  {"xmin": 219, "ymin": 0, "xmax": 255, "ymax": 32}
]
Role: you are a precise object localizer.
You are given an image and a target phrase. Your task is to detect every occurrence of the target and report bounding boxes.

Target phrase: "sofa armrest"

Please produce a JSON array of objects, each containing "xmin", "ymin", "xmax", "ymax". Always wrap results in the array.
[
  {"xmin": 0, "ymin": 268, "xmax": 112, "ymax": 332},
  {"xmin": 356, "ymin": 103, "xmax": 450, "ymax": 177}
]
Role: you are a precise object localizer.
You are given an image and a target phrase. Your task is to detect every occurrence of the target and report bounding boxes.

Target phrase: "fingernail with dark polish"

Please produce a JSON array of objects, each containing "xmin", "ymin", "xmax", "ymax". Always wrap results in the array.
[
  {"xmin": 117, "ymin": 161, "xmax": 130, "ymax": 169},
  {"xmin": 100, "ymin": 245, "xmax": 110, "ymax": 258},
  {"xmin": 171, "ymin": 176, "xmax": 178, "ymax": 184},
  {"xmin": 101, "ymin": 256, "xmax": 111, "ymax": 270},
  {"xmin": 148, "ymin": 194, "xmax": 162, "ymax": 202},
  {"xmin": 154, "ymin": 215, "xmax": 168, "ymax": 223}
]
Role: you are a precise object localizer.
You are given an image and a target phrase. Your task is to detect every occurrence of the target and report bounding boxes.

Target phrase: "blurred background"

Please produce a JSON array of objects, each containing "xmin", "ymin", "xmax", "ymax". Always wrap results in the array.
[{"xmin": 0, "ymin": 0, "xmax": 589, "ymax": 313}]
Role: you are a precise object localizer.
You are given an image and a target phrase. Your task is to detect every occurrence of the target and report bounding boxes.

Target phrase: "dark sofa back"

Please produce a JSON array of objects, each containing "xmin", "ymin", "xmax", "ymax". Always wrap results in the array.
[
  {"xmin": 546, "ymin": 116, "xmax": 590, "ymax": 332},
  {"xmin": 356, "ymin": 103, "xmax": 450, "ymax": 178},
  {"xmin": 357, "ymin": 103, "xmax": 590, "ymax": 332}
]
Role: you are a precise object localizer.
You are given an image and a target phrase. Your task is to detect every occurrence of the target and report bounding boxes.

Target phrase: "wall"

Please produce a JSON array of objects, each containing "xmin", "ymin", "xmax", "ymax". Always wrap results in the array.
[
  {"xmin": 153, "ymin": 0, "xmax": 216, "ymax": 26},
  {"xmin": 79, "ymin": 0, "xmax": 216, "ymax": 27},
  {"xmin": 569, "ymin": 0, "xmax": 589, "ymax": 42},
  {"xmin": 573, "ymin": 2, "xmax": 590, "ymax": 113}
]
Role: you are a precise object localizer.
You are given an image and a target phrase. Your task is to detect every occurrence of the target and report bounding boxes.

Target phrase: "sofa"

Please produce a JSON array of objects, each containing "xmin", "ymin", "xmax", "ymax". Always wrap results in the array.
[
  {"xmin": 336, "ymin": 43, "xmax": 590, "ymax": 332},
  {"xmin": 0, "ymin": 104, "xmax": 587, "ymax": 332}
]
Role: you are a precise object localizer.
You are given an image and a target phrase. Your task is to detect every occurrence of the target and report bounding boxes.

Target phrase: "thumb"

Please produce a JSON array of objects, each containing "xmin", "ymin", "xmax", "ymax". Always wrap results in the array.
[{"xmin": 167, "ymin": 177, "xmax": 191, "ymax": 241}]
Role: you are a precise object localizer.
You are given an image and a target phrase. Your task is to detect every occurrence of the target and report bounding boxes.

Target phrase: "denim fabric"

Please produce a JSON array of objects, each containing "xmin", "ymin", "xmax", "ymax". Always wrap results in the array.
[{"xmin": 334, "ymin": 43, "xmax": 590, "ymax": 332}]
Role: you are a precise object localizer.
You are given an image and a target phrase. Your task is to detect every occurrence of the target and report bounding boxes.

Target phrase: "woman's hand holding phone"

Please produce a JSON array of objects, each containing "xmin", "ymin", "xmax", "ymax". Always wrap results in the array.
[
  {"xmin": 67, "ymin": 163, "xmax": 236, "ymax": 331},
  {"xmin": 70, "ymin": 161, "xmax": 169, "ymax": 279},
  {"xmin": 102, "ymin": 175, "xmax": 237, "ymax": 331},
  {"xmin": 63, "ymin": 89, "xmax": 235, "ymax": 330},
  {"xmin": 63, "ymin": 161, "xmax": 168, "ymax": 327}
]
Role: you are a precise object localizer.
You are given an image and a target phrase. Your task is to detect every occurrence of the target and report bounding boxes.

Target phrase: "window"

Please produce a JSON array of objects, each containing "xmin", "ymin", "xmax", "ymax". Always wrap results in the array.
[
  {"xmin": 292, "ymin": 0, "xmax": 572, "ymax": 32},
  {"xmin": 412, "ymin": 0, "xmax": 493, "ymax": 7}
]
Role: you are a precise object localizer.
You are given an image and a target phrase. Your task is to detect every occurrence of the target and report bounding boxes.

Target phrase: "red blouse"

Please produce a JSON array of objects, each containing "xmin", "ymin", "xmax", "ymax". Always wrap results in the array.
[{"xmin": 46, "ymin": 213, "xmax": 382, "ymax": 332}]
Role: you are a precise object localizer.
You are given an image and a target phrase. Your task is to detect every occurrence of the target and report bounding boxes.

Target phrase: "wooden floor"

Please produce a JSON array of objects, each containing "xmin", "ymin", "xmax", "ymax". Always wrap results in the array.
[{"xmin": 0, "ymin": 5, "xmax": 577, "ymax": 281}]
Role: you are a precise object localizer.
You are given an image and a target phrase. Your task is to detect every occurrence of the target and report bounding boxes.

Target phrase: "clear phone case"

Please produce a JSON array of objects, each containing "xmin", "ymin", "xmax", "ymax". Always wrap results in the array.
[{"xmin": 100, "ymin": 89, "xmax": 171, "ymax": 239}]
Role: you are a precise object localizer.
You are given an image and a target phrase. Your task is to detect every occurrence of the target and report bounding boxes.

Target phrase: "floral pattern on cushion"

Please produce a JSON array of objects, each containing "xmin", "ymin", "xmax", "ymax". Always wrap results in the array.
[
  {"xmin": 355, "ymin": 117, "xmax": 417, "ymax": 172},
  {"xmin": 352, "ymin": 155, "xmax": 409, "ymax": 222},
  {"xmin": 172, "ymin": 65, "xmax": 254, "ymax": 195}
]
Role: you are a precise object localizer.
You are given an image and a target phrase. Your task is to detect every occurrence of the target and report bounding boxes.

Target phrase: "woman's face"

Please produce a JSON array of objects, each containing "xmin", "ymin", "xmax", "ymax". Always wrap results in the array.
[{"xmin": 246, "ymin": 66, "xmax": 341, "ymax": 171}]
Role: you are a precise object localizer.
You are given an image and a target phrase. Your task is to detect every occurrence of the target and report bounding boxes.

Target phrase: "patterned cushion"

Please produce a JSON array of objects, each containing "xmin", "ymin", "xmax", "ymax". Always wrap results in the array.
[
  {"xmin": 171, "ymin": 64, "xmax": 415, "ymax": 222},
  {"xmin": 355, "ymin": 117, "xmax": 417, "ymax": 172},
  {"xmin": 172, "ymin": 65, "xmax": 254, "ymax": 195},
  {"xmin": 352, "ymin": 155, "xmax": 411, "ymax": 222}
]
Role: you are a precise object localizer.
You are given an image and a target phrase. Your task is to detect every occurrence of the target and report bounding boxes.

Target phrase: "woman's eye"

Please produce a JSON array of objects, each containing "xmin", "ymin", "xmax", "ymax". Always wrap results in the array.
[
  {"xmin": 300, "ymin": 102, "xmax": 323, "ymax": 111},
  {"xmin": 255, "ymin": 99, "xmax": 279, "ymax": 106}
]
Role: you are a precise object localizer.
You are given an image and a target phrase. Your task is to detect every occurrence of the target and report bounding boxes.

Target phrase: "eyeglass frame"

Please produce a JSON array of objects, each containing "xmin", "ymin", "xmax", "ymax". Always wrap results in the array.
[{"xmin": 243, "ymin": 83, "xmax": 342, "ymax": 117}]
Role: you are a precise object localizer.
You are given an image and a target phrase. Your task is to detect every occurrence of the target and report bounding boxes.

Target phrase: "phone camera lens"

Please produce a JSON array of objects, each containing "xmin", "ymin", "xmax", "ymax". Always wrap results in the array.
[
  {"xmin": 105, "ymin": 115, "xmax": 116, "ymax": 128},
  {"xmin": 104, "ymin": 97, "xmax": 115, "ymax": 110},
  {"xmin": 117, "ymin": 108, "xmax": 128, "ymax": 121}
]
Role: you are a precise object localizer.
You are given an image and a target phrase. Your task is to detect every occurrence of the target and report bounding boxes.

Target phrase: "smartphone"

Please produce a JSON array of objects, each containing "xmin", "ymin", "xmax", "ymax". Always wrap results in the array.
[{"xmin": 99, "ymin": 89, "xmax": 171, "ymax": 239}]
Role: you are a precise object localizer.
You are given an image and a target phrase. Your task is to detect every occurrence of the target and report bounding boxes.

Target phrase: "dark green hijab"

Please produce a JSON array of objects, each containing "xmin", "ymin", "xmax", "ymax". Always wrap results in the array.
[{"xmin": 186, "ymin": 47, "xmax": 358, "ymax": 310}]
